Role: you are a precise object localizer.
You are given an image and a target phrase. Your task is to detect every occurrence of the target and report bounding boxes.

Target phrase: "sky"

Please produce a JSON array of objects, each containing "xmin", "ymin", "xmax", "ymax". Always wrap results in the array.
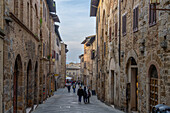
[{"xmin": 55, "ymin": 0, "xmax": 96, "ymax": 64}]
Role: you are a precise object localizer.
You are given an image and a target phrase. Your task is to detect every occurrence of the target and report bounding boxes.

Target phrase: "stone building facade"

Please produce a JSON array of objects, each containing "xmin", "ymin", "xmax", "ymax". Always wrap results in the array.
[
  {"xmin": 0, "ymin": 0, "xmax": 5, "ymax": 111},
  {"xmin": 66, "ymin": 63, "xmax": 80, "ymax": 82},
  {"xmin": 81, "ymin": 35, "xmax": 97, "ymax": 90},
  {"xmin": 0, "ymin": 0, "xmax": 66, "ymax": 113},
  {"xmin": 89, "ymin": 0, "xmax": 170, "ymax": 112},
  {"xmin": 59, "ymin": 43, "xmax": 68, "ymax": 88}
]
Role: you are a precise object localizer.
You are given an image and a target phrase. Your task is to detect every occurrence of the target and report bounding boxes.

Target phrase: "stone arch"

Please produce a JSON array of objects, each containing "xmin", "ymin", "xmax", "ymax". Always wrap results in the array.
[
  {"xmin": 125, "ymin": 49, "xmax": 138, "ymax": 69},
  {"xmin": 34, "ymin": 61, "xmax": 38, "ymax": 105},
  {"xmin": 125, "ymin": 55, "xmax": 138, "ymax": 112},
  {"xmin": 26, "ymin": 59, "xmax": 33, "ymax": 108},
  {"xmin": 13, "ymin": 54, "xmax": 24, "ymax": 113},
  {"xmin": 146, "ymin": 60, "xmax": 161, "ymax": 112},
  {"xmin": 108, "ymin": 57, "xmax": 116, "ymax": 104}
]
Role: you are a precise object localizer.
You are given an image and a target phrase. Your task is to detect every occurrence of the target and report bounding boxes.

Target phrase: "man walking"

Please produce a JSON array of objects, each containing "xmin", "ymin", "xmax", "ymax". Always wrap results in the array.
[{"xmin": 77, "ymin": 86, "xmax": 84, "ymax": 103}]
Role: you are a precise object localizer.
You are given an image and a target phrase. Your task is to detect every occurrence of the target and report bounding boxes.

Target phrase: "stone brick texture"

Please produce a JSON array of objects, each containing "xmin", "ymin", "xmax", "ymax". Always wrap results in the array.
[
  {"xmin": 1, "ymin": 0, "xmax": 61, "ymax": 113},
  {"xmin": 91, "ymin": 0, "xmax": 170, "ymax": 113}
]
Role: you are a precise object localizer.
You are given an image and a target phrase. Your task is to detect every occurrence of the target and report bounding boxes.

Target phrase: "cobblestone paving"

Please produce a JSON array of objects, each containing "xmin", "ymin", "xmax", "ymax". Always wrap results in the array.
[{"xmin": 33, "ymin": 88, "xmax": 124, "ymax": 113}]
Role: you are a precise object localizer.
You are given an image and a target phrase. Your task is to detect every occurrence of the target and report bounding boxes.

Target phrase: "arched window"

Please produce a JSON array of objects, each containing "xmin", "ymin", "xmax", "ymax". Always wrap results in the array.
[
  {"xmin": 14, "ymin": 0, "xmax": 18, "ymax": 16},
  {"xmin": 149, "ymin": 65, "xmax": 158, "ymax": 111}
]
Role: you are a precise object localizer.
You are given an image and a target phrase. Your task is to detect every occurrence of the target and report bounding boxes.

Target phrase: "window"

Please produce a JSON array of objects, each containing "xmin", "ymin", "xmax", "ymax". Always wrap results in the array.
[
  {"xmin": 43, "ymin": 43, "xmax": 45, "ymax": 57},
  {"xmin": 91, "ymin": 50, "xmax": 95, "ymax": 59},
  {"xmin": 14, "ymin": 0, "xmax": 19, "ymax": 16},
  {"xmin": 149, "ymin": 65, "xmax": 158, "ymax": 111},
  {"xmin": 43, "ymin": 2, "xmax": 46, "ymax": 21},
  {"xmin": 20, "ymin": 0, "xmax": 23, "ymax": 21},
  {"xmin": 56, "ymin": 38, "xmax": 59, "ymax": 46},
  {"xmin": 56, "ymin": 53, "xmax": 59, "ymax": 61},
  {"xmin": 52, "ymin": 50, "xmax": 56, "ymax": 59},
  {"xmin": 27, "ymin": 2, "xmax": 29, "ymax": 27},
  {"xmin": 149, "ymin": 3, "xmax": 156, "ymax": 26},
  {"xmin": 133, "ymin": 7, "xmax": 138, "ymax": 32},
  {"xmin": 122, "ymin": 14, "xmax": 127, "ymax": 36},
  {"xmin": 115, "ymin": 23, "xmax": 118, "ymax": 38},
  {"xmin": 109, "ymin": 27, "xmax": 112, "ymax": 42},
  {"xmin": 84, "ymin": 62, "xmax": 86, "ymax": 68},
  {"xmin": 104, "ymin": 42, "xmax": 106, "ymax": 56}
]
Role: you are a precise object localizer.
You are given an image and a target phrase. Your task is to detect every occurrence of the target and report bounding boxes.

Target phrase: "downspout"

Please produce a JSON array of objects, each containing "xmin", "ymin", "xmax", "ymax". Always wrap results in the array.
[{"xmin": 118, "ymin": 0, "xmax": 121, "ymax": 108}]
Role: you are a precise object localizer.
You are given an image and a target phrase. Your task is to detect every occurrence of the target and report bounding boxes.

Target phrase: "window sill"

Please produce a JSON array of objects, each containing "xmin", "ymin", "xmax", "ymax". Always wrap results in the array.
[
  {"xmin": 149, "ymin": 22, "xmax": 156, "ymax": 27},
  {"xmin": 133, "ymin": 28, "xmax": 138, "ymax": 33}
]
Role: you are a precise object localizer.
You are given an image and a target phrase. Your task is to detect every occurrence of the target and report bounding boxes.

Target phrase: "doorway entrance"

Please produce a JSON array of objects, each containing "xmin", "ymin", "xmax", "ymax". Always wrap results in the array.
[
  {"xmin": 13, "ymin": 55, "xmax": 23, "ymax": 113},
  {"xmin": 126, "ymin": 57, "xmax": 138, "ymax": 112}
]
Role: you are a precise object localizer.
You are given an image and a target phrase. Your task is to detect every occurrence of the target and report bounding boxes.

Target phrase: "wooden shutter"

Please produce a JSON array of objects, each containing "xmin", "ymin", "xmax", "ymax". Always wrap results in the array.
[
  {"xmin": 133, "ymin": 9, "xmax": 135, "ymax": 31},
  {"xmin": 136, "ymin": 7, "xmax": 138, "ymax": 30},
  {"xmin": 104, "ymin": 42, "xmax": 106, "ymax": 56},
  {"xmin": 115, "ymin": 23, "xmax": 117, "ymax": 38},
  {"xmin": 109, "ymin": 27, "xmax": 112, "ymax": 42},
  {"xmin": 125, "ymin": 14, "xmax": 126, "ymax": 34},
  {"xmin": 153, "ymin": 4, "xmax": 156, "ymax": 24}
]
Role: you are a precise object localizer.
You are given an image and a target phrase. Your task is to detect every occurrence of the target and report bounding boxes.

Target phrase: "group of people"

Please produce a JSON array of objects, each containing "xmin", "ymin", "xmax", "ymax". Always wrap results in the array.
[
  {"xmin": 77, "ymin": 86, "xmax": 91, "ymax": 104},
  {"xmin": 66, "ymin": 81, "xmax": 91, "ymax": 104}
]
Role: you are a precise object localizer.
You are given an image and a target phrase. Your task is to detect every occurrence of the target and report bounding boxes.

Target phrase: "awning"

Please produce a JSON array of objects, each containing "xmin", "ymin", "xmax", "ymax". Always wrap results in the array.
[
  {"xmin": 46, "ymin": 0, "xmax": 56, "ymax": 13},
  {"xmin": 50, "ymin": 13, "xmax": 60, "ymax": 23},
  {"xmin": 55, "ymin": 25, "xmax": 62, "ymax": 41},
  {"xmin": 90, "ymin": 0, "xmax": 99, "ymax": 17}
]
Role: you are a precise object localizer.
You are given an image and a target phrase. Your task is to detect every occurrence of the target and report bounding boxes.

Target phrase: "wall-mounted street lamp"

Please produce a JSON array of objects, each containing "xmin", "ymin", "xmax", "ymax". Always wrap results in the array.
[{"xmin": 150, "ymin": 0, "xmax": 170, "ymax": 11}]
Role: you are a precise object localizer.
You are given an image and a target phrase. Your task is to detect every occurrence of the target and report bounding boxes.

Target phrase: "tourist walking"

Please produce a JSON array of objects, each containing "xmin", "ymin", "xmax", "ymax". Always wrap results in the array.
[
  {"xmin": 83, "ymin": 86, "xmax": 88, "ymax": 104},
  {"xmin": 72, "ymin": 83, "xmax": 76, "ymax": 93},
  {"xmin": 87, "ymin": 88, "xmax": 91, "ymax": 103},
  {"xmin": 77, "ymin": 86, "xmax": 84, "ymax": 103}
]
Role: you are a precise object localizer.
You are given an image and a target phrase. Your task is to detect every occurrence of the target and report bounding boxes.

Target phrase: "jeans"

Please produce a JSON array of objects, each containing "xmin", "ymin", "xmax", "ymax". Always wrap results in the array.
[
  {"xmin": 73, "ymin": 88, "xmax": 75, "ymax": 93},
  {"xmin": 79, "ymin": 96, "xmax": 82, "ymax": 102}
]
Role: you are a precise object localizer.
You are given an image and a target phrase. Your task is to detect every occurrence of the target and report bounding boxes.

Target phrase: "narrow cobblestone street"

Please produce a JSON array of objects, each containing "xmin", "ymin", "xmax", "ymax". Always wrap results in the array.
[{"xmin": 33, "ymin": 88, "xmax": 124, "ymax": 113}]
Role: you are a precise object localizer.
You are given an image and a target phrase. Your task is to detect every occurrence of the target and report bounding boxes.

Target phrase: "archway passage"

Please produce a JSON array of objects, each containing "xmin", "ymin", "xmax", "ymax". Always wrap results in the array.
[
  {"xmin": 27, "ymin": 60, "xmax": 33, "ymax": 108},
  {"xmin": 126, "ymin": 57, "xmax": 138, "ymax": 112},
  {"xmin": 34, "ymin": 62, "xmax": 38, "ymax": 105},
  {"xmin": 13, "ymin": 55, "xmax": 23, "ymax": 113},
  {"xmin": 149, "ymin": 65, "xmax": 158, "ymax": 111}
]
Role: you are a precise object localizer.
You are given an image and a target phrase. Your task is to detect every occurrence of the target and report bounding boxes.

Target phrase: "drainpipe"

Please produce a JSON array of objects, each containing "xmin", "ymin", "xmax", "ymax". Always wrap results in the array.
[
  {"xmin": 118, "ymin": 0, "xmax": 121, "ymax": 108},
  {"xmin": 119, "ymin": 0, "xmax": 121, "ymax": 67}
]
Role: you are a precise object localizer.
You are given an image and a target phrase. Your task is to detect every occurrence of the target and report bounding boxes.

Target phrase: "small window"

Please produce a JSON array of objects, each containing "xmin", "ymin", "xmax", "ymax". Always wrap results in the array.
[
  {"xmin": 109, "ymin": 27, "xmax": 112, "ymax": 42},
  {"xmin": 133, "ymin": 7, "xmax": 138, "ymax": 32},
  {"xmin": 104, "ymin": 42, "xmax": 106, "ymax": 56},
  {"xmin": 149, "ymin": 3, "xmax": 156, "ymax": 26},
  {"xmin": 122, "ymin": 14, "xmax": 127, "ymax": 36},
  {"xmin": 115, "ymin": 23, "xmax": 118, "ymax": 38}
]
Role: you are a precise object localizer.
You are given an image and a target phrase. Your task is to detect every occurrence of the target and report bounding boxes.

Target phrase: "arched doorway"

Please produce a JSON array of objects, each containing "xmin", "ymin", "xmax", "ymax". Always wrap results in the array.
[
  {"xmin": 149, "ymin": 65, "xmax": 158, "ymax": 112},
  {"xmin": 126, "ymin": 57, "xmax": 138, "ymax": 112},
  {"xmin": 13, "ymin": 55, "xmax": 23, "ymax": 113},
  {"xmin": 34, "ymin": 62, "xmax": 38, "ymax": 106},
  {"xmin": 26, "ymin": 60, "xmax": 33, "ymax": 108},
  {"xmin": 109, "ymin": 58, "xmax": 116, "ymax": 104}
]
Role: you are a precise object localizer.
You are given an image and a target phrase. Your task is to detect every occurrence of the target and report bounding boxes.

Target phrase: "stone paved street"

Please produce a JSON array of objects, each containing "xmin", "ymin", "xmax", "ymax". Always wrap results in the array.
[{"xmin": 32, "ymin": 88, "xmax": 124, "ymax": 113}]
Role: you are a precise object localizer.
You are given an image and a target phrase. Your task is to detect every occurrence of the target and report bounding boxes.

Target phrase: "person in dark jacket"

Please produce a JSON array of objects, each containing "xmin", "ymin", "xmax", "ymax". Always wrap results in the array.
[
  {"xmin": 87, "ymin": 88, "xmax": 91, "ymax": 103},
  {"xmin": 77, "ymin": 86, "xmax": 84, "ymax": 103},
  {"xmin": 83, "ymin": 86, "xmax": 88, "ymax": 104}
]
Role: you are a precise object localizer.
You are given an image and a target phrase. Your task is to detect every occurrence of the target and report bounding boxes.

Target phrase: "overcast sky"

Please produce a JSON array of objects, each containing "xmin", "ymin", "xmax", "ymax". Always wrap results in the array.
[{"xmin": 56, "ymin": 0, "xmax": 96, "ymax": 64}]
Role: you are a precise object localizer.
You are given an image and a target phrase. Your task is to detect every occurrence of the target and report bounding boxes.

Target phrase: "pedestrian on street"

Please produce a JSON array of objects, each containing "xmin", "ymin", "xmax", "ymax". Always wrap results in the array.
[
  {"xmin": 83, "ymin": 86, "xmax": 88, "ymax": 104},
  {"xmin": 87, "ymin": 88, "xmax": 91, "ymax": 103},
  {"xmin": 77, "ymin": 86, "xmax": 84, "ymax": 103},
  {"xmin": 72, "ymin": 83, "xmax": 76, "ymax": 93}
]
